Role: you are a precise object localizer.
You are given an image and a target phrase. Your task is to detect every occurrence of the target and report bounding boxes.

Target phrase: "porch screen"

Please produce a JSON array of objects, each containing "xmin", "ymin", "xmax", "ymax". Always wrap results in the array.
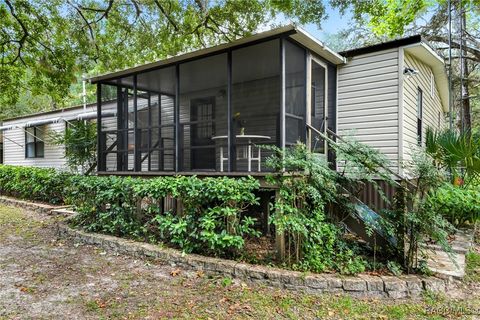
[
  {"xmin": 311, "ymin": 60, "xmax": 326, "ymax": 153},
  {"xmin": 179, "ymin": 53, "xmax": 227, "ymax": 171},
  {"xmin": 232, "ymin": 39, "xmax": 280, "ymax": 172},
  {"xmin": 285, "ymin": 40, "xmax": 306, "ymax": 146},
  {"xmin": 136, "ymin": 67, "xmax": 176, "ymax": 171}
]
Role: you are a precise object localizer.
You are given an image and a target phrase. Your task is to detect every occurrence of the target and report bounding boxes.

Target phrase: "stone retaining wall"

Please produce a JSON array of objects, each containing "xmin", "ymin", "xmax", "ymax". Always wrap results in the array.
[
  {"xmin": 0, "ymin": 195, "xmax": 65, "ymax": 215},
  {"xmin": 56, "ymin": 223, "xmax": 450, "ymax": 299},
  {"xmin": 1, "ymin": 195, "xmax": 451, "ymax": 299}
]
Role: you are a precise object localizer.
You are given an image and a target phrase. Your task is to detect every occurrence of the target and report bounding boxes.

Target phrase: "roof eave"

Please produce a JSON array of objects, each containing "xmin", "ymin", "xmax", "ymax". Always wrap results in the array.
[
  {"xmin": 402, "ymin": 43, "xmax": 449, "ymax": 113},
  {"xmin": 89, "ymin": 25, "xmax": 344, "ymax": 84}
]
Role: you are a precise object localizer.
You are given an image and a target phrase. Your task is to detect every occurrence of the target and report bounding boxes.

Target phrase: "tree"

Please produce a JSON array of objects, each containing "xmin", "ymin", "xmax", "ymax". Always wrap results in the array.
[{"xmin": 0, "ymin": 0, "xmax": 328, "ymax": 120}]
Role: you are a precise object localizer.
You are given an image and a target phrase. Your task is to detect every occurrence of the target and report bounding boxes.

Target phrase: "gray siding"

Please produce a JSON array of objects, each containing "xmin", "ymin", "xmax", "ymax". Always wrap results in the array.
[
  {"xmin": 402, "ymin": 52, "xmax": 445, "ymax": 166},
  {"xmin": 337, "ymin": 48, "xmax": 400, "ymax": 172},
  {"xmin": 2, "ymin": 106, "xmax": 97, "ymax": 170}
]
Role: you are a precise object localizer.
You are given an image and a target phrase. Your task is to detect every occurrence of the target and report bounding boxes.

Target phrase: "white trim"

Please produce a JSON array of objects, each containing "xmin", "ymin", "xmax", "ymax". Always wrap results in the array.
[{"xmin": 398, "ymin": 47, "xmax": 405, "ymax": 177}]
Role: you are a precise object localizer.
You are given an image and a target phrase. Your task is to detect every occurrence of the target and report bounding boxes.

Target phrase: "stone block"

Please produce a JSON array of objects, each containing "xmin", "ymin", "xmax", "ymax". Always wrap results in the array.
[
  {"xmin": 387, "ymin": 290, "xmax": 408, "ymax": 299},
  {"xmin": 382, "ymin": 276, "xmax": 407, "ymax": 292},
  {"xmin": 359, "ymin": 275, "xmax": 384, "ymax": 292},
  {"xmin": 305, "ymin": 275, "xmax": 328, "ymax": 289},
  {"xmin": 423, "ymin": 277, "xmax": 446, "ymax": 292},
  {"xmin": 324, "ymin": 275, "xmax": 342, "ymax": 289},
  {"xmin": 342, "ymin": 278, "xmax": 367, "ymax": 291}
]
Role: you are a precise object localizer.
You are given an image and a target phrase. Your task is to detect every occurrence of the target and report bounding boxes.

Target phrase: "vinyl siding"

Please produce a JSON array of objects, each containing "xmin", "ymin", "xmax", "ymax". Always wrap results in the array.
[
  {"xmin": 2, "ymin": 105, "xmax": 102, "ymax": 171},
  {"xmin": 338, "ymin": 48, "xmax": 400, "ymax": 172},
  {"xmin": 402, "ymin": 52, "xmax": 445, "ymax": 167}
]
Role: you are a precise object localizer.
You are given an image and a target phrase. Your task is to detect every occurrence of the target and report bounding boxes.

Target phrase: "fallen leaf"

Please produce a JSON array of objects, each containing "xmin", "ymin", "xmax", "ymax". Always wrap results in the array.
[{"xmin": 170, "ymin": 269, "xmax": 181, "ymax": 277}]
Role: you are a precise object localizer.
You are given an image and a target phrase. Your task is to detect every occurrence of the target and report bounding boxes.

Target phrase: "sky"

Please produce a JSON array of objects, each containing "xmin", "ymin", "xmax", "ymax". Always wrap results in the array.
[{"xmin": 301, "ymin": 3, "xmax": 353, "ymax": 42}]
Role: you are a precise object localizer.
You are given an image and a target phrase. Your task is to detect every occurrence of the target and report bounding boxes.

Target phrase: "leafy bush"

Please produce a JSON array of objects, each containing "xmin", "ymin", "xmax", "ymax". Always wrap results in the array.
[
  {"xmin": 67, "ymin": 175, "xmax": 260, "ymax": 257},
  {"xmin": 426, "ymin": 184, "xmax": 480, "ymax": 226},
  {"xmin": 264, "ymin": 143, "xmax": 367, "ymax": 274},
  {"xmin": 50, "ymin": 120, "xmax": 97, "ymax": 174},
  {"xmin": 383, "ymin": 150, "xmax": 455, "ymax": 273},
  {"xmin": 0, "ymin": 164, "xmax": 71, "ymax": 204},
  {"xmin": 426, "ymin": 128, "xmax": 480, "ymax": 184}
]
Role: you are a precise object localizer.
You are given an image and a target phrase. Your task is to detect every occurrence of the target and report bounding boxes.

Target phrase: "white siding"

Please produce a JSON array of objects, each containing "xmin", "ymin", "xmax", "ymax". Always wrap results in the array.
[
  {"xmin": 338, "ymin": 48, "xmax": 400, "ymax": 172},
  {"xmin": 2, "ymin": 106, "xmax": 97, "ymax": 170},
  {"xmin": 402, "ymin": 52, "xmax": 445, "ymax": 165}
]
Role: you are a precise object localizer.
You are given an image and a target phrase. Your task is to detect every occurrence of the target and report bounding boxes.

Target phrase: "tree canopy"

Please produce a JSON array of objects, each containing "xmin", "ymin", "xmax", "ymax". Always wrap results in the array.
[
  {"xmin": 1, "ymin": 0, "xmax": 479, "ymax": 128},
  {"xmin": 0, "ymin": 0, "xmax": 329, "ymax": 120}
]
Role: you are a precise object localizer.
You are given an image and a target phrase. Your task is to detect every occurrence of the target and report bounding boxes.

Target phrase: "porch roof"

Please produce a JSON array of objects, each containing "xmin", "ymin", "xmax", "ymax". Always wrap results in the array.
[{"xmin": 89, "ymin": 24, "xmax": 345, "ymax": 84}]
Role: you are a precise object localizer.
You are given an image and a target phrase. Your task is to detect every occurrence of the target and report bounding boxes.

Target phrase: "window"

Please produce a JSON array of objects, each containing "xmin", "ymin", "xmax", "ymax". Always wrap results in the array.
[
  {"xmin": 417, "ymin": 88, "xmax": 423, "ymax": 145},
  {"xmin": 25, "ymin": 126, "xmax": 45, "ymax": 158}
]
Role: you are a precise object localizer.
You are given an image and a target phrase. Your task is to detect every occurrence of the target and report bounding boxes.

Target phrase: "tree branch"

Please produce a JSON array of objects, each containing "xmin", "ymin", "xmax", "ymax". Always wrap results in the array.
[
  {"xmin": 4, "ymin": 0, "xmax": 29, "ymax": 65},
  {"xmin": 153, "ymin": 0, "xmax": 179, "ymax": 31}
]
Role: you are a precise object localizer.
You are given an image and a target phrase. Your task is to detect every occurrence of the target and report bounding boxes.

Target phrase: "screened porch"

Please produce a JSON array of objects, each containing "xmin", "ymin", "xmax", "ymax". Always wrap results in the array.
[{"xmin": 95, "ymin": 35, "xmax": 332, "ymax": 174}]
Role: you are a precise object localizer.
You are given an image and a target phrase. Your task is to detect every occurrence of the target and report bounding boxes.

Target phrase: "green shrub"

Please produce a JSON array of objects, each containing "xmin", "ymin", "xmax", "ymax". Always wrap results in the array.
[
  {"xmin": 264, "ymin": 143, "xmax": 368, "ymax": 274},
  {"xmin": 0, "ymin": 164, "xmax": 71, "ymax": 204},
  {"xmin": 67, "ymin": 175, "xmax": 261, "ymax": 257},
  {"xmin": 426, "ymin": 183, "xmax": 480, "ymax": 226}
]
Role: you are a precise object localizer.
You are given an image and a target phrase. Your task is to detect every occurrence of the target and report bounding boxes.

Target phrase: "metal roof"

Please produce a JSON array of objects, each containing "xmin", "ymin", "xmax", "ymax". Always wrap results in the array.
[{"xmin": 89, "ymin": 24, "xmax": 346, "ymax": 84}]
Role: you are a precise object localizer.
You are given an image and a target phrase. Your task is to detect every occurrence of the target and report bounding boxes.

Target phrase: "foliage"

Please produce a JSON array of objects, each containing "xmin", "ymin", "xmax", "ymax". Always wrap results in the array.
[
  {"xmin": 67, "ymin": 175, "xmax": 260, "ymax": 257},
  {"xmin": 331, "ymin": 0, "xmax": 429, "ymax": 38},
  {"xmin": 465, "ymin": 250, "xmax": 480, "ymax": 283},
  {"xmin": 51, "ymin": 120, "xmax": 97, "ymax": 174},
  {"xmin": 386, "ymin": 260, "xmax": 403, "ymax": 276},
  {"xmin": 331, "ymin": 133, "xmax": 396, "ymax": 204},
  {"xmin": 0, "ymin": 0, "xmax": 329, "ymax": 118},
  {"xmin": 426, "ymin": 128, "xmax": 480, "ymax": 184},
  {"xmin": 426, "ymin": 183, "xmax": 480, "ymax": 227},
  {"xmin": 0, "ymin": 164, "xmax": 71, "ymax": 204},
  {"xmin": 264, "ymin": 143, "xmax": 367, "ymax": 275},
  {"xmin": 386, "ymin": 150, "xmax": 455, "ymax": 273}
]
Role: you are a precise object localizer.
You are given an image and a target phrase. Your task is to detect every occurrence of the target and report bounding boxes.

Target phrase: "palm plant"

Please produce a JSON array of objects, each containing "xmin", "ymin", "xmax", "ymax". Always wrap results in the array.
[{"xmin": 425, "ymin": 128, "xmax": 480, "ymax": 184}]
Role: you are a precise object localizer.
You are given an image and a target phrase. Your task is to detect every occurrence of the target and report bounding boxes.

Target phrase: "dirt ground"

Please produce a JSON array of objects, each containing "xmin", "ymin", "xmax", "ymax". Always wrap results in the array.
[{"xmin": 1, "ymin": 204, "xmax": 480, "ymax": 320}]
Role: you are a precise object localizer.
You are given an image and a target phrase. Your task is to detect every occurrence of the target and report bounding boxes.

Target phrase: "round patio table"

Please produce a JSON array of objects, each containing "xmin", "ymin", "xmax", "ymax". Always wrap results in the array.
[{"xmin": 211, "ymin": 135, "xmax": 271, "ymax": 172}]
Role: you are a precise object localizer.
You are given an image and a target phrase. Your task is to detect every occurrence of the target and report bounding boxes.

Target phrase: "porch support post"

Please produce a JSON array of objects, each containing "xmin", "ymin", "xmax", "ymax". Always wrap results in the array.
[
  {"xmin": 175, "ymin": 64, "xmax": 180, "ymax": 172},
  {"xmin": 116, "ymin": 86, "xmax": 123, "ymax": 170},
  {"xmin": 306, "ymin": 52, "xmax": 312, "ymax": 150},
  {"xmin": 274, "ymin": 189, "xmax": 286, "ymax": 262},
  {"xmin": 147, "ymin": 92, "xmax": 152, "ymax": 171},
  {"xmin": 133, "ymin": 74, "xmax": 140, "ymax": 171},
  {"xmin": 227, "ymin": 50, "xmax": 234, "ymax": 172},
  {"xmin": 96, "ymin": 83, "xmax": 105, "ymax": 172},
  {"xmin": 280, "ymin": 37, "xmax": 286, "ymax": 152}
]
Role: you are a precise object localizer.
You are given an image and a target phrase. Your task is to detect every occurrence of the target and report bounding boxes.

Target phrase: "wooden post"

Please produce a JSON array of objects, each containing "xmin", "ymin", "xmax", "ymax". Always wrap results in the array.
[{"xmin": 274, "ymin": 190, "xmax": 286, "ymax": 262}]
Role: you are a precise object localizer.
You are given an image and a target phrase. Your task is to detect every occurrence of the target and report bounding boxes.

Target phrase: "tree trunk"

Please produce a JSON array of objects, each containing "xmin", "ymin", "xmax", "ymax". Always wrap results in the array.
[{"xmin": 460, "ymin": 7, "xmax": 472, "ymax": 132}]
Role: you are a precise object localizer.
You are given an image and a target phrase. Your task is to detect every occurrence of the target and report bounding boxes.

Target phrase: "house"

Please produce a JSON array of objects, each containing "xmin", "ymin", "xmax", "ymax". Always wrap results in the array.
[
  {"xmin": 91, "ymin": 25, "xmax": 344, "ymax": 174},
  {"xmin": 90, "ymin": 25, "xmax": 448, "ymax": 178},
  {"xmin": 1, "ymin": 25, "xmax": 448, "ymax": 179},
  {"xmin": 0, "ymin": 104, "xmax": 100, "ymax": 170},
  {"xmin": 338, "ymin": 35, "xmax": 448, "ymax": 176}
]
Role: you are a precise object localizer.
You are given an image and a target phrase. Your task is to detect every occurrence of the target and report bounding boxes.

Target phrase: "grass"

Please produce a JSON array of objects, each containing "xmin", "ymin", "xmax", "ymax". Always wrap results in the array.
[
  {"xmin": 465, "ymin": 250, "xmax": 480, "ymax": 283},
  {"xmin": 0, "ymin": 205, "xmax": 43, "ymax": 241}
]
